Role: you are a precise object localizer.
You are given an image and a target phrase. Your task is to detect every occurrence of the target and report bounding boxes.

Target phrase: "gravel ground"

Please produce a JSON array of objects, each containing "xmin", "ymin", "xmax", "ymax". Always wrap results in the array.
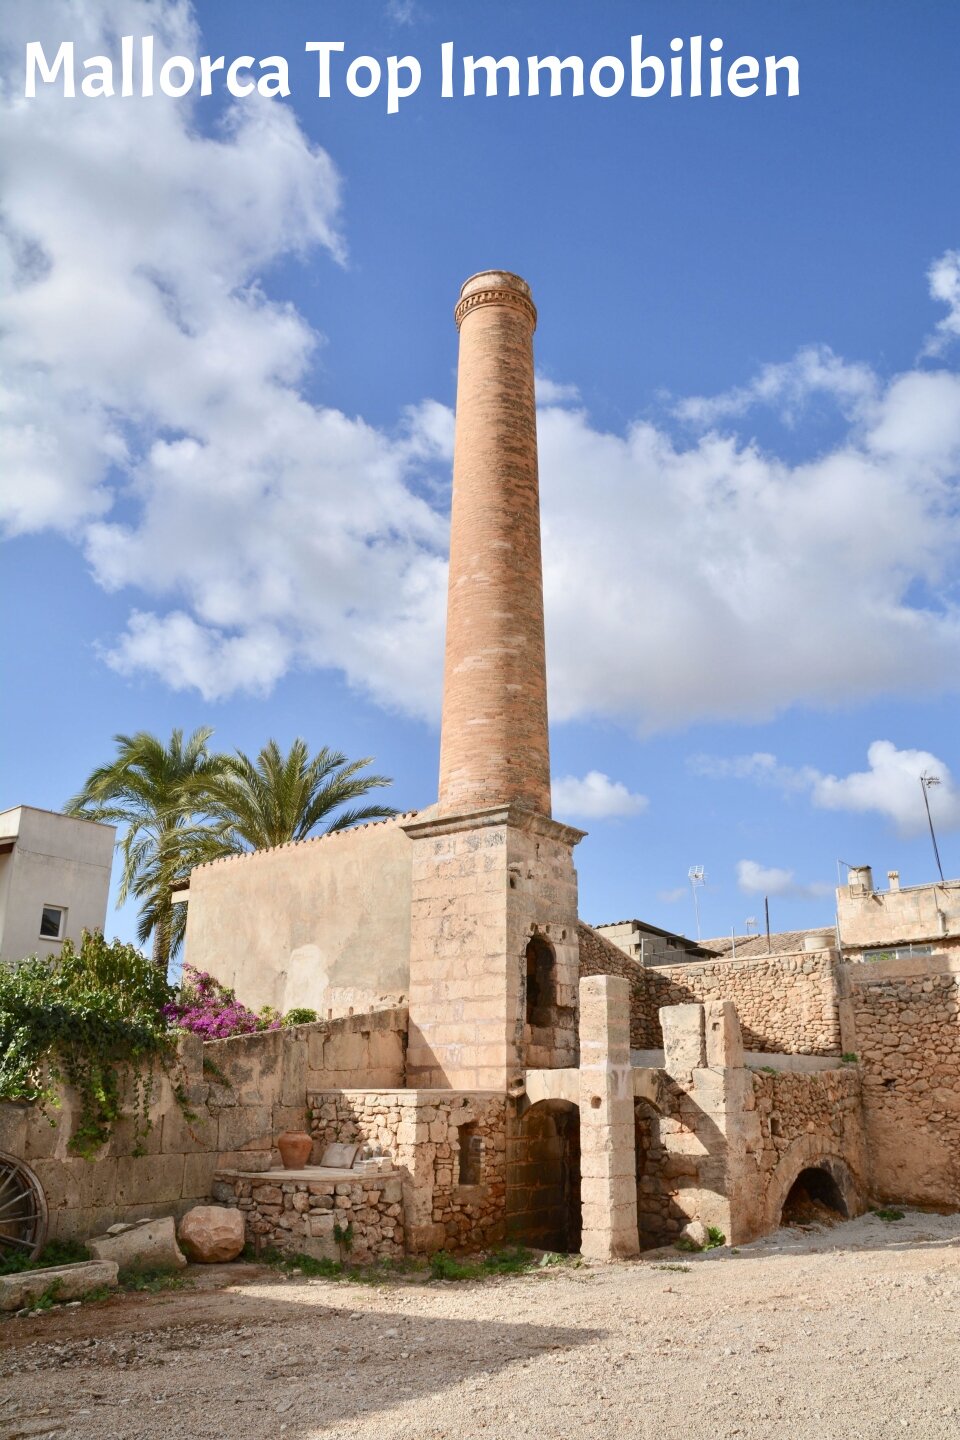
[{"xmin": 2, "ymin": 1208, "xmax": 960, "ymax": 1440}]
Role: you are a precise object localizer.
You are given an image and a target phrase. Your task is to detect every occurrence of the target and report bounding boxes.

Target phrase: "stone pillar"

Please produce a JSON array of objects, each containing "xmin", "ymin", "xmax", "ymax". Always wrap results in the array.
[
  {"xmin": 578, "ymin": 974, "xmax": 640, "ymax": 1259},
  {"xmin": 438, "ymin": 271, "xmax": 551, "ymax": 817}
]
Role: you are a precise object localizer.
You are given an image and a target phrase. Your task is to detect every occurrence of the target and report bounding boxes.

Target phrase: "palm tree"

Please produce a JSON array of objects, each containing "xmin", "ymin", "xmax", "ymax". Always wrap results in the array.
[
  {"xmin": 204, "ymin": 738, "xmax": 396, "ymax": 854},
  {"xmin": 65, "ymin": 728, "xmax": 230, "ymax": 971}
]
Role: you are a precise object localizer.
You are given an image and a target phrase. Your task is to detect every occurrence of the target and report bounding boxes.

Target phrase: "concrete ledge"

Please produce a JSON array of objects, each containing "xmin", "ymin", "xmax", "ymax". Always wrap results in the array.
[{"xmin": 0, "ymin": 1260, "xmax": 119, "ymax": 1312}]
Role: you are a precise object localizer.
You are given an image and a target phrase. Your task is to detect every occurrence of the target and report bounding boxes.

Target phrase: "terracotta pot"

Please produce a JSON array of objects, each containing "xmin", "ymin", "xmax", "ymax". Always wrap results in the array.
[{"xmin": 277, "ymin": 1131, "xmax": 313, "ymax": 1169}]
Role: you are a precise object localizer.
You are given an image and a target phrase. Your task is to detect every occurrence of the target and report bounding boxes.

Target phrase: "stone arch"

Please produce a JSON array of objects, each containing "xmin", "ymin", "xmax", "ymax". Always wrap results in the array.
[
  {"xmin": 765, "ymin": 1137, "xmax": 862, "ymax": 1231},
  {"xmin": 506, "ymin": 1099, "xmax": 581, "ymax": 1253}
]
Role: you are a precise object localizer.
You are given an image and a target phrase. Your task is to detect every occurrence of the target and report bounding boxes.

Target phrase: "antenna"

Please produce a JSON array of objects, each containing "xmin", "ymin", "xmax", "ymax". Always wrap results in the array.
[
  {"xmin": 744, "ymin": 916, "xmax": 758, "ymax": 934},
  {"xmin": 921, "ymin": 773, "xmax": 946, "ymax": 884},
  {"xmin": 688, "ymin": 866, "xmax": 705, "ymax": 941}
]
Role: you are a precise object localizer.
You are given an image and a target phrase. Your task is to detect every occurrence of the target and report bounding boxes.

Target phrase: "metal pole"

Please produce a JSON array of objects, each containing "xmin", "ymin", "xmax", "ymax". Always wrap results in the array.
[
  {"xmin": 765, "ymin": 896, "xmax": 771, "ymax": 954},
  {"xmin": 921, "ymin": 775, "xmax": 946, "ymax": 884},
  {"xmin": 691, "ymin": 879, "xmax": 701, "ymax": 942}
]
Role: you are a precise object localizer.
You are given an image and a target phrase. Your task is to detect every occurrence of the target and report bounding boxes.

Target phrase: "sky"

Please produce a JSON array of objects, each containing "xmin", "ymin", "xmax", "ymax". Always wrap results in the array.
[{"xmin": 2, "ymin": 0, "xmax": 960, "ymax": 951}]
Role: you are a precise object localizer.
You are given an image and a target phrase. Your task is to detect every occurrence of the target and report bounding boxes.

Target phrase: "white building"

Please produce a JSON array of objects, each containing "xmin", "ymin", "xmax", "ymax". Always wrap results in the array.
[{"xmin": 0, "ymin": 806, "xmax": 116, "ymax": 965}]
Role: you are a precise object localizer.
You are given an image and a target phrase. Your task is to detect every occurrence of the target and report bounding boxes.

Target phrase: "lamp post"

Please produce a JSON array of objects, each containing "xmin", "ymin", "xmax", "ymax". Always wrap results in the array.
[{"xmin": 920, "ymin": 773, "xmax": 945, "ymax": 884}]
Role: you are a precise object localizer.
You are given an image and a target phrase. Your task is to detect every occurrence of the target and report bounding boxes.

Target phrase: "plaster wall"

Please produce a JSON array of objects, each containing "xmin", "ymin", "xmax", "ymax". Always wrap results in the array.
[
  {"xmin": 838, "ymin": 876, "xmax": 960, "ymax": 951},
  {"xmin": 0, "ymin": 806, "xmax": 115, "ymax": 965},
  {"xmin": 181, "ymin": 815, "xmax": 420, "ymax": 1015}
]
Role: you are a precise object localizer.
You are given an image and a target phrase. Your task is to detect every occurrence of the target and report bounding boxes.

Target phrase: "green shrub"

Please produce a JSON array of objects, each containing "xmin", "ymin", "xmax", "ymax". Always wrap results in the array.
[
  {"xmin": 872, "ymin": 1206, "xmax": 905, "ymax": 1222},
  {"xmin": 283, "ymin": 1007, "xmax": 318, "ymax": 1026},
  {"xmin": 0, "ymin": 932, "xmax": 184, "ymax": 1157}
]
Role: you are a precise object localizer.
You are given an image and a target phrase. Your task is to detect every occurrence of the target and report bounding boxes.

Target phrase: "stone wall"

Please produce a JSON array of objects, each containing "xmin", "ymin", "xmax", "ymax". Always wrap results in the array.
[
  {"xmin": 636, "ymin": 951, "xmax": 843, "ymax": 1055},
  {"xmin": 213, "ymin": 1168, "xmax": 404, "ymax": 1262},
  {"xmin": 631, "ymin": 1000, "xmax": 865, "ymax": 1248},
  {"xmin": 843, "ymin": 955, "xmax": 960, "ymax": 1206},
  {"xmin": 309, "ymin": 1089, "xmax": 506, "ymax": 1254},
  {"xmin": 0, "ymin": 1009, "xmax": 408, "ymax": 1242}
]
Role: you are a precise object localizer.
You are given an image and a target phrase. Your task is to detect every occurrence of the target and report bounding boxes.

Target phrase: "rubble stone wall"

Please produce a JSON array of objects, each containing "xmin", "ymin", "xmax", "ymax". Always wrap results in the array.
[
  {"xmin": 750, "ymin": 1065, "xmax": 865, "ymax": 1226},
  {"xmin": 844, "ymin": 955, "xmax": 960, "ymax": 1206},
  {"xmin": 636, "ymin": 952, "xmax": 843, "ymax": 1055},
  {"xmin": 213, "ymin": 1168, "xmax": 404, "ymax": 1262},
  {"xmin": 309, "ymin": 1089, "xmax": 507, "ymax": 1254}
]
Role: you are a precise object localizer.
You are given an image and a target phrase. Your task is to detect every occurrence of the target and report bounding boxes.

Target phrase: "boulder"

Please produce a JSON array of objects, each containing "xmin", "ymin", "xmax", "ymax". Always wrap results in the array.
[
  {"xmin": 88, "ymin": 1215, "xmax": 187, "ymax": 1271},
  {"xmin": 0, "ymin": 1261, "xmax": 119, "ymax": 1313},
  {"xmin": 177, "ymin": 1205, "xmax": 245, "ymax": 1263},
  {"xmin": 680, "ymin": 1220, "xmax": 710, "ymax": 1249}
]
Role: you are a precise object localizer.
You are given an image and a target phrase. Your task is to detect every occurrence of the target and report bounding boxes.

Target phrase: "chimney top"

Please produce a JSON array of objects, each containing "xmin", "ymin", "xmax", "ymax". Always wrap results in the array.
[{"xmin": 455, "ymin": 271, "xmax": 537, "ymax": 330}]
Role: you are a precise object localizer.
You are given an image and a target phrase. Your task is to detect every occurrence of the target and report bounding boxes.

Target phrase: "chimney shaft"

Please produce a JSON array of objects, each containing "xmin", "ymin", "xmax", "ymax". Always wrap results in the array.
[{"xmin": 437, "ymin": 271, "xmax": 552, "ymax": 816}]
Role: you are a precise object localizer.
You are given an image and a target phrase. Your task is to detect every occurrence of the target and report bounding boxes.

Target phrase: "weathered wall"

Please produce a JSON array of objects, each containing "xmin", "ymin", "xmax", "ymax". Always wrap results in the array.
[
  {"xmin": 213, "ymin": 1167, "xmax": 405, "ymax": 1262},
  {"xmin": 0, "ymin": 1009, "xmax": 408, "ymax": 1242},
  {"xmin": 637, "ymin": 951, "xmax": 843, "ymax": 1056},
  {"xmin": 843, "ymin": 955, "xmax": 960, "ymax": 1206},
  {"xmin": 405, "ymin": 807, "xmax": 582, "ymax": 1089},
  {"xmin": 838, "ymin": 875, "xmax": 960, "ymax": 953},
  {"xmin": 309, "ymin": 1089, "xmax": 506, "ymax": 1254},
  {"xmin": 632, "ymin": 1001, "xmax": 865, "ymax": 1248},
  {"xmin": 181, "ymin": 814, "xmax": 422, "ymax": 1015}
]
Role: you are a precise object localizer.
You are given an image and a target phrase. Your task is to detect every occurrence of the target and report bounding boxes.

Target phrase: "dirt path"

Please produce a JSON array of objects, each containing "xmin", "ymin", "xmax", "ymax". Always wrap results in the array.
[{"xmin": 2, "ymin": 1209, "xmax": 960, "ymax": 1440}]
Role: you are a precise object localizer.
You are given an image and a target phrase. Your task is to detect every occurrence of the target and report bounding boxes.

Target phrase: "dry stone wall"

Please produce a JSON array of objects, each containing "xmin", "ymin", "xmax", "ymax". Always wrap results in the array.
[
  {"xmin": 213, "ymin": 1168, "xmax": 404, "ymax": 1262},
  {"xmin": 844, "ymin": 956, "xmax": 960, "ymax": 1206},
  {"xmin": 310, "ymin": 1089, "xmax": 506, "ymax": 1254},
  {"xmin": 639, "ymin": 952, "xmax": 843, "ymax": 1055},
  {"xmin": 750, "ymin": 1065, "xmax": 865, "ymax": 1224}
]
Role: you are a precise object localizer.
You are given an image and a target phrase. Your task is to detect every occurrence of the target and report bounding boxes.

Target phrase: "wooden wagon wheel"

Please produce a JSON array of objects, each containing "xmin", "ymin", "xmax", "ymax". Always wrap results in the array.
[{"xmin": 0, "ymin": 1152, "xmax": 48, "ymax": 1262}]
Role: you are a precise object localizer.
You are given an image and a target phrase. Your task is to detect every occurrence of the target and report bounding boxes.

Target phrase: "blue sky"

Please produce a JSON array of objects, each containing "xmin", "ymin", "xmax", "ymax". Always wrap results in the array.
[{"xmin": 2, "ymin": 0, "xmax": 960, "ymax": 951}]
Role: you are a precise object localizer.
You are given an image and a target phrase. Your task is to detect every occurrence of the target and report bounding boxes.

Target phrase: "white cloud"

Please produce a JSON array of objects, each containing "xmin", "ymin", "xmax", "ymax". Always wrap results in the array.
[
  {"xmin": 697, "ymin": 740, "xmax": 960, "ymax": 839},
  {"xmin": 923, "ymin": 250, "xmax": 960, "ymax": 356},
  {"xmin": 673, "ymin": 344, "xmax": 878, "ymax": 427},
  {"xmin": 551, "ymin": 771, "xmax": 648, "ymax": 819},
  {"xmin": 811, "ymin": 740, "xmax": 960, "ymax": 835},
  {"xmin": 736, "ymin": 859, "xmax": 831, "ymax": 899},
  {"xmin": 3, "ymin": 6, "xmax": 960, "ymax": 739},
  {"xmin": 536, "ymin": 374, "xmax": 581, "ymax": 406}
]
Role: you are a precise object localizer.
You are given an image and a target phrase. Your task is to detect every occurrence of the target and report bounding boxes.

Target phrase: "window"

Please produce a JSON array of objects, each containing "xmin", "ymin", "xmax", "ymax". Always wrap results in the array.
[
  {"xmin": 458, "ymin": 1123, "xmax": 482, "ymax": 1185},
  {"xmin": 39, "ymin": 905, "xmax": 66, "ymax": 940}
]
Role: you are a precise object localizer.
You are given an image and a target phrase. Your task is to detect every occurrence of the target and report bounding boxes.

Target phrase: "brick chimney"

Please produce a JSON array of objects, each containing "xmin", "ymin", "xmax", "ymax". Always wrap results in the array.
[{"xmin": 437, "ymin": 271, "xmax": 552, "ymax": 817}]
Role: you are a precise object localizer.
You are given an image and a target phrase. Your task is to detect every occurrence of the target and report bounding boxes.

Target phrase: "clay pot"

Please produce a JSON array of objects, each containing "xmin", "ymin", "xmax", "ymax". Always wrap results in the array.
[{"xmin": 277, "ymin": 1131, "xmax": 313, "ymax": 1169}]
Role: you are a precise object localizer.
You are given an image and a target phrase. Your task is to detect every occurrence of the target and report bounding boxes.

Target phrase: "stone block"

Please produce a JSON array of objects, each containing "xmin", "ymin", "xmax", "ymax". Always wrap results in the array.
[
  {"xmin": 183, "ymin": 1152, "xmax": 220, "ymax": 1199},
  {"xmin": 115, "ymin": 1153, "xmax": 185, "ymax": 1207},
  {"xmin": 0, "ymin": 1101, "xmax": 29, "ymax": 1154},
  {"xmin": 662, "ymin": 1004, "xmax": 706, "ymax": 1076},
  {"xmin": 0, "ymin": 1261, "xmax": 119, "ymax": 1313},
  {"xmin": 88, "ymin": 1215, "xmax": 186, "ymax": 1271},
  {"xmin": 705, "ymin": 1001, "xmax": 745, "ymax": 1070},
  {"xmin": 161, "ymin": 1105, "xmax": 217, "ymax": 1154}
]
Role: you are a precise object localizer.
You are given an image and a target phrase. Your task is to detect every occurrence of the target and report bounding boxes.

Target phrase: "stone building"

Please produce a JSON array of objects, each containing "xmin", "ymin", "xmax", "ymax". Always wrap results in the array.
[{"xmin": 4, "ymin": 275, "xmax": 960, "ymax": 1259}]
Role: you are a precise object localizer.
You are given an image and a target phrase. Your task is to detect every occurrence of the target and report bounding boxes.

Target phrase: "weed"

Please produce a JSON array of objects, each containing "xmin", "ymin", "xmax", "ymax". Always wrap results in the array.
[
  {"xmin": 429, "ymin": 1246, "xmax": 537, "ymax": 1281},
  {"xmin": 333, "ymin": 1220, "xmax": 354, "ymax": 1256},
  {"xmin": 705, "ymin": 1227, "xmax": 726, "ymax": 1249},
  {"xmin": 759, "ymin": 1066, "xmax": 779, "ymax": 1076},
  {"xmin": 81, "ymin": 1285, "xmax": 114, "ymax": 1304},
  {"xmin": 119, "ymin": 1266, "xmax": 189, "ymax": 1294},
  {"xmin": 0, "ymin": 1239, "xmax": 89, "ymax": 1278},
  {"xmin": 841, "ymin": 1053, "xmax": 859, "ymax": 1064},
  {"xmin": 871, "ymin": 1206, "xmax": 905, "ymax": 1222},
  {"xmin": 653, "ymin": 1263, "xmax": 691, "ymax": 1273},
  {"xmin": 673, "ymin": 1237, "xmax": 700, "ymax": 1253},
  {"xmin": 29, "ymin": 1279, "xmax": 64, "ymax": 1313}
]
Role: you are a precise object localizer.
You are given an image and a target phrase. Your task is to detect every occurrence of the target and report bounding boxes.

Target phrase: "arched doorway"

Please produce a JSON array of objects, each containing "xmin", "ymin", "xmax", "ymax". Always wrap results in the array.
[
  {"xmin": 506, "ymin": 1099, "xmax": 581, "ymax": 1253},
  {"xmin": 781, "ymin": 1165, "xmax": 849, "ymax": 1225}
]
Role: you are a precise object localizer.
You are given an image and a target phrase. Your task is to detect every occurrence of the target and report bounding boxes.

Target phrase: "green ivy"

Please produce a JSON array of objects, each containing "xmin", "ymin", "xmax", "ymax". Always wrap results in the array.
[{"xmin": 0, "ymin": 931, "xmax": 183, "ymax": 1158}]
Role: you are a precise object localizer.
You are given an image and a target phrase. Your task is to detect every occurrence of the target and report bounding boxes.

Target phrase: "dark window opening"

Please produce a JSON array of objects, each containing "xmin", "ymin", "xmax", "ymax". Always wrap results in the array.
[
  {"xmin": 458, "ymin": 1123, "xmax": 482, "ymax": 1185},
  {"xmin": 525, "ymin": 935, "xmax": 556, "ymax": 1029}
]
